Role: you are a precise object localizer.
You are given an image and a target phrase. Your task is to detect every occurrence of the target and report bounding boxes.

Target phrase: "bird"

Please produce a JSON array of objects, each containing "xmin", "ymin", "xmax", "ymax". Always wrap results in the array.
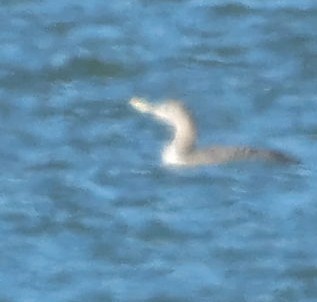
[{"xmin": 130, "ymin": 97, "xmax": 298, "ymax": 167}]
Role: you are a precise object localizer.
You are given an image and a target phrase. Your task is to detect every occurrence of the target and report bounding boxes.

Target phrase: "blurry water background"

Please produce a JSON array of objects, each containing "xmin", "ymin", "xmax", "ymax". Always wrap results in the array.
[{"xmin": 1, "ymin": 0, "xmax": 317, "ymax": 301}]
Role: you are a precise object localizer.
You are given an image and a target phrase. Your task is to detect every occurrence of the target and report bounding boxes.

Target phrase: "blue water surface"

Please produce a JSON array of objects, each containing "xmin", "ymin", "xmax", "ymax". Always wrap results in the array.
[{"xmin": 1, "ymin": 1, "xmax": 317, "ymax": 301}]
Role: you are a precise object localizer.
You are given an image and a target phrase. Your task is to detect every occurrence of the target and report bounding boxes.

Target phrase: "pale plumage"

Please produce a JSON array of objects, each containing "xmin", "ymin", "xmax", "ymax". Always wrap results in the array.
[{"xmin": 130, "ymin": 97, "xmax": 298, "ymax": 167}]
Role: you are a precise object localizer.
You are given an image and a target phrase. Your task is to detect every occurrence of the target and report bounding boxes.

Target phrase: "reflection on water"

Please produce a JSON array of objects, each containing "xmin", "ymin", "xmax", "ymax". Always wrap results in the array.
[{"xmin": 1, "ymin": 1, "xmax": 317, "ymax": 301}]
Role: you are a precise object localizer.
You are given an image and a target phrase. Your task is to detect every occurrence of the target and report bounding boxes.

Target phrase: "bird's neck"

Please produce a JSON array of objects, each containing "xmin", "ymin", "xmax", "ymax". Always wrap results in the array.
[{"xmin": 164, "ymin": 112, "xmax": 196, "ymax": 158}]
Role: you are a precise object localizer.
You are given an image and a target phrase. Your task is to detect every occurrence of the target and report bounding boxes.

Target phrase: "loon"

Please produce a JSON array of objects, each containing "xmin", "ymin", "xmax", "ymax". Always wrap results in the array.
[{"xmin": 130, "ymin": 97, "xmax": 298, "ymax": 167}]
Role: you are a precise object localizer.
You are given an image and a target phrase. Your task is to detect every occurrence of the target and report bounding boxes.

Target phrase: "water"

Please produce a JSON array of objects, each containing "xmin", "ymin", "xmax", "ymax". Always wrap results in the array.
[{"xmin": 1, "ymin": 1, "xmax": 317, "ymax": 301}]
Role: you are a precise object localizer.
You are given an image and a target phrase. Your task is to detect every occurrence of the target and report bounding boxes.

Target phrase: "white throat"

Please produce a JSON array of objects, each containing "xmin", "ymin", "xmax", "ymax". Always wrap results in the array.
[
  {"xmin": 162, "ymin": 145, "xmax": 186, "ymax": 166},
  {"xmin": 160, "ymin": 107, "xmax": 196, "ymax": 166}
]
